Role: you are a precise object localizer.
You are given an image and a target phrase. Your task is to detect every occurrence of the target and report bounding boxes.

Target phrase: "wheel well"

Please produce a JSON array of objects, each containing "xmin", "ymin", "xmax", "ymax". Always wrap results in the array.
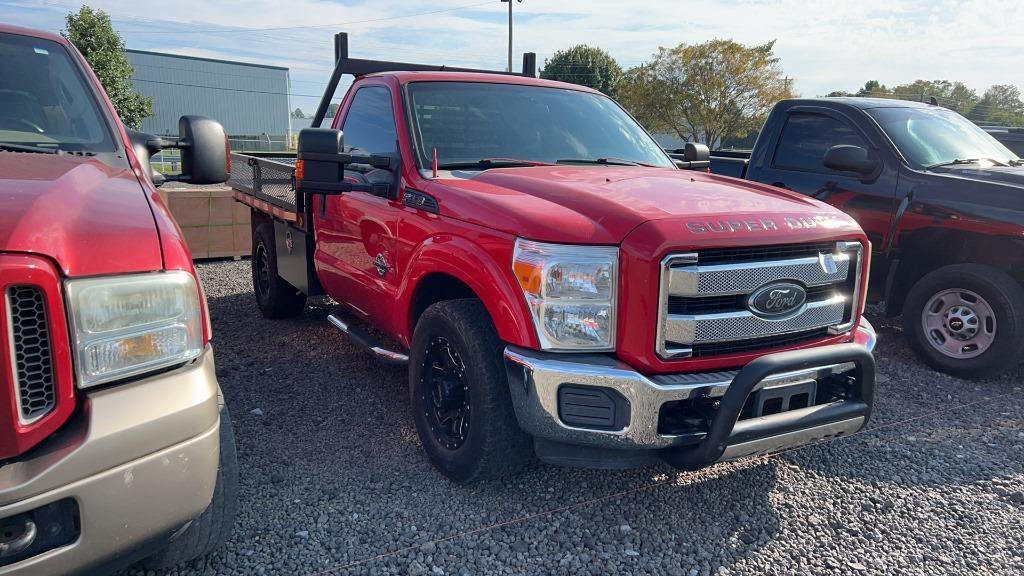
[
  {"xmin": 887, "ymin": 229, "xmax": 1024, "ymax": 315},
  {"xmin": 409, "ymin": 273, "xmax": 479, "ymax": 334},
  {"xmin": 250, "ymin": 208, "xmax": 272, "ymax": 233}
]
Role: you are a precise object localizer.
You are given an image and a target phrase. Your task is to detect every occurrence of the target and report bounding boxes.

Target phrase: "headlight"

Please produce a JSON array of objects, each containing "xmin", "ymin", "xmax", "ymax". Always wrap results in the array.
[
  {"xmin": 513, "ymin": 239, "xmax": 618, "ymax": 351},
  {"xmin": 66, "ymin": 272, "xmax": 203, "ymax": 388}
]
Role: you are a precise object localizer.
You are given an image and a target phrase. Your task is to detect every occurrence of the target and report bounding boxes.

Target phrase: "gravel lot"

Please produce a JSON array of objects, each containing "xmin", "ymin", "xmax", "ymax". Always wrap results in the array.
[{"xmin": 128, "ymin": 259, "xmax": 1024, "ymax": 576}]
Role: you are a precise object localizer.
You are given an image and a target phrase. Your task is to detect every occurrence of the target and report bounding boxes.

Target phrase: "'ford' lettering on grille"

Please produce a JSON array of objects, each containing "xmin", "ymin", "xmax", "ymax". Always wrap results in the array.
[{"xmin": 747, "ymin": 282, "xmax": 807, "ymax": 317}]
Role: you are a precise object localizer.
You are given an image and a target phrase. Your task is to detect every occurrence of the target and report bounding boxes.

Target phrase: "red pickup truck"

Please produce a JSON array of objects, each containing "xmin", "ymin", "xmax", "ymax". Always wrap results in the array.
[
  {"xmin": 232, "ymin": 34, "xmax": 878, "ymax": 482},
  {"xmin": 0, "ymin": 25, "xmax": 235, "ymax": 572}
]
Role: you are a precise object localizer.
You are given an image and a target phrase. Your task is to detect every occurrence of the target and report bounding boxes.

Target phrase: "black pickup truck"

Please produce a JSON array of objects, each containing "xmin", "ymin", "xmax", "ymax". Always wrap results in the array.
[{"xmin": 710, "ymin": 97, "xmax": 1024, "ymax": 379}]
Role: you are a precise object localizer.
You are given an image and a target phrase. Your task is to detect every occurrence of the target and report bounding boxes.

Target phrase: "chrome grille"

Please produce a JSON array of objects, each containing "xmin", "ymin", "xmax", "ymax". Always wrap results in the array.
[
  {"xmin": 665, "ymin": 297, "xmax": 846, "ymax": 344},
  {"xmin": 6, "ymin": 286, "xmax": 56, "ymax": 423},
  {"xmin": 657, "ymin": 242, "xmax": 862, "ymax": 359},
  {"xmin": 669, "ymin": 254, "xmax": 850, "ymax": 296}
]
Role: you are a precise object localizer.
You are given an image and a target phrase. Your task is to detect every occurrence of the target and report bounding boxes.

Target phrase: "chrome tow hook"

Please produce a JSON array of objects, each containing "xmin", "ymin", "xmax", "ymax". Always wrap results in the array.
[{"xmin": 0, "ymin": 517, "xmax": 37, "ymax": 558}]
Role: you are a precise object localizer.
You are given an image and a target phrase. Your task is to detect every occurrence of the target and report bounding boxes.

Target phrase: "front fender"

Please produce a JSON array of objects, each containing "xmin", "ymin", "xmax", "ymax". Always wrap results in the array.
[{"xmin": 397, "ymin": 235, "xmax": 539, "ymax": 349}]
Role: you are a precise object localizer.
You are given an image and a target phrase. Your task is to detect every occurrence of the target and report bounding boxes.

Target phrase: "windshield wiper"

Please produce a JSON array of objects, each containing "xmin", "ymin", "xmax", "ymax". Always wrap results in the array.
[
  {"xmin": 925, "ymin": 157, "xmax": 1009, "ymax": 170},
  {"xmin": 1008, "ymin": 158, "xmax": 1024, "ymax": 167},
  {"xmin": 437, "ymin": 157, "xmax": 554, "ymax": 170},
  {"xmin": 556, "ymin": 157, "xmax": 651, "ymax": 167},
  {"xmin": 0, "ymin": 142, "xmax": 57, "ymax": 154}
]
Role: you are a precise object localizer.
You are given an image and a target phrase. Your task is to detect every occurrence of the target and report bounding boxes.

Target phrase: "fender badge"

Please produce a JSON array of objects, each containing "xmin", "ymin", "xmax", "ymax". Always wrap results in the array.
[{"xmin": 374, "ymin": 253, "xmax": 391, "ymax": 277}]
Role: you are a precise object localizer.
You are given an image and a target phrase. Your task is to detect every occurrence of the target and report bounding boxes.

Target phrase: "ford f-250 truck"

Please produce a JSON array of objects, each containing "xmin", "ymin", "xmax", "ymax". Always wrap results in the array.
[
  {"xmin": 231, "ymin": 33, "xmax": 877, "ymax": 483},
  {"xmin": 711, "ymin": 98, "xmax": 1024, "ymax": 379},
  {"xmin": 0, "ymin": 24, "xmax": 236, "ymax": 572}
]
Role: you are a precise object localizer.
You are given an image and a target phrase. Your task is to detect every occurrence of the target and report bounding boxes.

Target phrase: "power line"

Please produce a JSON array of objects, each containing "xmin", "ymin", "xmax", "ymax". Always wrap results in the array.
[{"xmin": 131, "ymin": 77, "xmax": 325, "ymax": 98}]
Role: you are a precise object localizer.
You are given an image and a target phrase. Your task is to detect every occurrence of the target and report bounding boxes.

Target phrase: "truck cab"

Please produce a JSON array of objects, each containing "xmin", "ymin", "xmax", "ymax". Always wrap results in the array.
[
  {"xmin": 0, "ymin": 24, "xmax": 236, "ymax": 572},
  {"xmin": 712, "ymin": 98, "xmax": 1024, "ymax": 378},
  {"xmin": 233, "ymin": 34, "xmax": 877, "ymax": 483}
]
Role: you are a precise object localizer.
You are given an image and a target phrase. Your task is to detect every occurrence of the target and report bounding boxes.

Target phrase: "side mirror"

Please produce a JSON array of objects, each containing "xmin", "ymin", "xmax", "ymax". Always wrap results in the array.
[
  {"xmin": 684, "ymin": 142, "xmax": 710, "ymax": 163},
  {"xmin": 670, "ymin": 142, "xmax": 711, "ymax": 170},
  {"xmin": 296, "ymin": 128, "xmax": 346, "ymax": 195},
  {"xmin": 824, "ymin": 145, "xmax": 879, "ymax": 179},
  {"xmin": 296, "ymin": 127, "xmax": 395, "ymax": 200},
  {"xmin": 177, "ymin": 115, "xmax": 229, "ymax": 184}
]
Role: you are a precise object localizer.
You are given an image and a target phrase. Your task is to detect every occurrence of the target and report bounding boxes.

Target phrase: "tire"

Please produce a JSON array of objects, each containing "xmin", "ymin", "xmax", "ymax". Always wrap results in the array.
[
  {"xmin": 144, "ymin": 399, "xmax": 239, "ymax": 569},
  {"xmin": 902, "ymin": 263, "xmax": 1024, "ymax": 379},
  {"xmin": 409, "ymin": 299, "xmax": 533, "ymax": 483},
  {"xmin": 252, "ymin": 223, "xmax": 306, "ymax": 318}
]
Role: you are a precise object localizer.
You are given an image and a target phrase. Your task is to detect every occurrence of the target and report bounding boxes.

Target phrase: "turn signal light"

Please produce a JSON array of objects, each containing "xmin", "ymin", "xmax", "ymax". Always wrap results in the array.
[
  {"xmin": 295, "ymin": 159, "xmax": 305, "ymax": 181},
  {"xmin": 514, "ymin": 259, "xmax": 543, "ymax": 296}
]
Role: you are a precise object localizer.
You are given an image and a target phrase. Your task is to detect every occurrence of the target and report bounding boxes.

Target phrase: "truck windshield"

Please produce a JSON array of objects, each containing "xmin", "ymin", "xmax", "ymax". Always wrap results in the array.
[
  {"xmin": 406, "ymin": 81, "xmax": 673, "ymax": 169},
  {"xmin": 0, "ymin": 32, "xmax": 117, "ymax": 154},
  {"xmin": 867, "ymin": 106, "xmax": 1020, "ymax": 169}
]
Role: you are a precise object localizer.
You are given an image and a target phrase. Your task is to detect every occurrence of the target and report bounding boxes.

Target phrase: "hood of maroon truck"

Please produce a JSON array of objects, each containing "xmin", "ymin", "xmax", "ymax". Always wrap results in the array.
[
  {"xmin": 433, "ymin": 166, "xmax": 859, "ymax": 244},
  {"xmin": 0, "ymin": 153, "xmax": 162, "ymax": 276}
]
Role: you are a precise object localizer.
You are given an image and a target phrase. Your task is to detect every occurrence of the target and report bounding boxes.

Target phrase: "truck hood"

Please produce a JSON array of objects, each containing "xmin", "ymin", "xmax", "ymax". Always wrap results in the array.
[
  {"xmin": 434, "ymin": 166, "xmax": 862, "ymax": 244},
  {"xmin": 0, "ymin": 153, "xmax": 163, "ymax": 277},
  {"xmin": 931, "ymin": 164, "xmax": 1024, "ymax": 189}
]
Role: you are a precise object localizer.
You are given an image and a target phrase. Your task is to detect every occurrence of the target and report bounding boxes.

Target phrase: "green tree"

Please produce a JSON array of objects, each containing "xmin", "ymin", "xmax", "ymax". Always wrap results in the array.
[
  {"xmin": 618, "ymin": 39, "xmax": 794, "ymax": 146},
  {"xmin": 857, "ymin": 80, "xmax": 888, "ymax": 96},
  {"xmin": 325, "ymin": 103, "xmax": 340, "ymax": 118},
  {"xmin": 63, "ymin": 5, "xmax": 152, "ymax": 129},
  {"xmin": 540, "ymin": 45, "xmax": 623, "ymax": 97},
  {"xmin": 971, "ymin": 84, "xmax": 1024, "ymax": 126},
  {"xmin": 291, "ymin": 107, "xmax": 306, "ymax": 119},
  {"xmin": 885, "ymin": 79, "xmax": 979, "ymax": 113}
]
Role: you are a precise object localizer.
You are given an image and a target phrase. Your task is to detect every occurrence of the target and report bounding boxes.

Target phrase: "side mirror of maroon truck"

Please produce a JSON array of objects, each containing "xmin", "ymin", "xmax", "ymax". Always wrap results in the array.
[
  {"xmin": 0, "ymin": 24, "xmax": 237, "ymax": 573},
  {"xmin": 231, "ymin": 33, "xmax": 877, "ymax": 483}
]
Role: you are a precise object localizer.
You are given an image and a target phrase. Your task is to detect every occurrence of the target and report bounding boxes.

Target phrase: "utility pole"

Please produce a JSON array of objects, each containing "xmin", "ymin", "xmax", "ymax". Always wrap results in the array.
[{"xmin": 501, "ymin": 0, "xmax": 522, "ymax": 72}]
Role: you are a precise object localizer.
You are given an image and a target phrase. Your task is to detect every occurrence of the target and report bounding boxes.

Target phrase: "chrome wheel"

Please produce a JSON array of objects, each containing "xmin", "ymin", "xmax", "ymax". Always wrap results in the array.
[{"xmin": 922, "ymin": 288, "xmax": 996, "ymax": 359}]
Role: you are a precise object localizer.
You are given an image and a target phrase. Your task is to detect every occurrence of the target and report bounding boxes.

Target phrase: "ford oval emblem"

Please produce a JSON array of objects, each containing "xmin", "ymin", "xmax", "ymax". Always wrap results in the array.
[{"xmin": 748, "ymin": 282, "xmax": 807, "ymax": 318}]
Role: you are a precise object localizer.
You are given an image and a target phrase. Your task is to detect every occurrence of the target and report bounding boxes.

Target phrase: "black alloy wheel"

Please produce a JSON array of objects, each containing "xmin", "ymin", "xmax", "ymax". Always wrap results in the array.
[{"xmin": 420, "ymin": 337, "xmax": 471, "ymax": 450}]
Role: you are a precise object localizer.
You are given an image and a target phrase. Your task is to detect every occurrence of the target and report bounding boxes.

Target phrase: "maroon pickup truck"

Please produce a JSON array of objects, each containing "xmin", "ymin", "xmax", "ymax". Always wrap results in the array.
[{"xmin": 0, "ymin": 24, "xmax": 236, "ymax": 573}]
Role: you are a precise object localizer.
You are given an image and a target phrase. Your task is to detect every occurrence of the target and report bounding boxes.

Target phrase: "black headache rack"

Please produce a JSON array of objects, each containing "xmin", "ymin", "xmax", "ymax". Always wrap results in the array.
[{"xmin": 310, "ymin": 32, "xmax": 537, "ymax": 129}]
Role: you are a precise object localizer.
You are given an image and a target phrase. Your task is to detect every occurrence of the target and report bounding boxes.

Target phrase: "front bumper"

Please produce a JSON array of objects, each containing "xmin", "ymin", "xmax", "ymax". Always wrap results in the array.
[
  {"xmin": 504, "ymin": 319, "xmax": 876, "ymax": 469},
  {"xmin": 0, "ymin": 346, "xmax": 221, "ymax": 575}
]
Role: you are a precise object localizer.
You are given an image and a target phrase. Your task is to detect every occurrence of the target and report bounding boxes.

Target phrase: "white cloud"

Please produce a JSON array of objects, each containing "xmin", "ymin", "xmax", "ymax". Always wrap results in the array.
[{"xmin": 4, "ymin": 0, "xmax": 1022, "ymax": 111}]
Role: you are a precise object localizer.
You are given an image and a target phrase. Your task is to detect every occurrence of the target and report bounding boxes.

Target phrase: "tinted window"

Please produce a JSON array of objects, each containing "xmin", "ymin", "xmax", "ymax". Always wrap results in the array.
[
  {"xmin": 406, "ymin": 82, "xmax": 673, "ymax": 168},
  {"xmin": 0, "ymin": 32, "xmax": 117, "ymax": 153},
  {"xmin": 867, "ymin": 106, "xmax": 1019, "ymax": 168},
  {"xmin": 773, "ymin": 113, "xmax": 868, "ymax": 173},
  {"xmin": 341, "ymin": 86, "xmax": 397, "ymax": 155}
]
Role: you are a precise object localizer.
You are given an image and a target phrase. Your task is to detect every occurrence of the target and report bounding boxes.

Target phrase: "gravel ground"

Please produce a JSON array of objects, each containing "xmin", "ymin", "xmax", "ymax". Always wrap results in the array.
[{"xmin": 127, "ymin": 259, "xmax": 1024, "ymax": 576}]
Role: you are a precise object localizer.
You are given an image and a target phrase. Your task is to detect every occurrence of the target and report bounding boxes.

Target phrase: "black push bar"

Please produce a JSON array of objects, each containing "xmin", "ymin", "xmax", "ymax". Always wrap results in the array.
[{"xmin": 662, "ymin": 343, "xmax": 875, "ymax": 470}]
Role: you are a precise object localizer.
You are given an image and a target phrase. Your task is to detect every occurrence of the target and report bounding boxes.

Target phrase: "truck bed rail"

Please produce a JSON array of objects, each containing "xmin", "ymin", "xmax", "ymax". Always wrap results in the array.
[{"xmin": 228, "ymin": 152, "xmax": 307, "ymax": 228}]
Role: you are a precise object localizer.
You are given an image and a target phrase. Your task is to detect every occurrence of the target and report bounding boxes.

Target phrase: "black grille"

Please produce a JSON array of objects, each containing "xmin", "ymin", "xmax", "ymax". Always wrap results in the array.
[
  {"xmin": 7, "ymin": 286, "xmax": 56, "ymax": 421},
  {"xmin": 694, "ymin": 242, "xmax": 838, "ymax": 266},
  {"xmin": 668, "ymin": 285, "xmax": 837, "ymax": 315},
  {"xmin": 689, "ymin": 328, "xmax": 831, "ymax": 358}
]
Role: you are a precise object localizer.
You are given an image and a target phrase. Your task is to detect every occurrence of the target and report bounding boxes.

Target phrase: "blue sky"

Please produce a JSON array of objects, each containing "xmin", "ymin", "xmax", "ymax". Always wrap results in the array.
[{"xmin": 3, "ymin": 0, "xmax": 1022, "ymax": 114}]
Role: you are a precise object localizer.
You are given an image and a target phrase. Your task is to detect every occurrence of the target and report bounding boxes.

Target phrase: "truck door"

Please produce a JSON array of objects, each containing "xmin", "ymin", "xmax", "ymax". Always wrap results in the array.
[
  {"xmin": 756, "ymin": 109, "xmax": 899, "ymax": 260},
  {"xmin": 314, "ymin": 84, "xmax": 402, "ymax": 325}
]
